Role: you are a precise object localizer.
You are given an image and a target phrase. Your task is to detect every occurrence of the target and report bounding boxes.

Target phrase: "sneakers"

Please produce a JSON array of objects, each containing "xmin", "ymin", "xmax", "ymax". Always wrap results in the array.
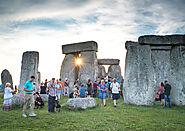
[
  {"xmin": 29, "ymin": 113, "xmax": 37, "ymax": 117},
  {"xmin": 22, "ymin": 114, "xmax": 27, "ymax": 118}
]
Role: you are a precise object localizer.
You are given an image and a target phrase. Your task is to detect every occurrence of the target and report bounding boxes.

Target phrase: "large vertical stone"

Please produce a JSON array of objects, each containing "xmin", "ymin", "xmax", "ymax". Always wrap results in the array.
[
  {"xmin": 151, "ymin": 49, "xmax": 171, "ymax": 92},
  {"xmin": 98, "ymin": 65, "xmax": 106, "ymax": 78},
  {"xmin": 12, "ymin": 51, "xmax": 39, "ymax": 105},
  {"xmin": 1, "ymin": 69, "xmax": 13, "ymax": 89},
  {"xmin": 108, "ymin": 65, "xmax": 122, "ymax": 81},
  {"xmin": 19, "ymin": 51, "xmax": 39, "ymax": 93},
  {"xmin": 123, "ymin": 41, "xmax": 155, "ymax": 105},
  {"xmin": 78, "ymin": 51, "xmax": 98, "ymax": 84},
  {"xmin": 170, "ymin": 46, "xmax": 185, "ymax": 105},
  {"xmin": 60, "ymin": 54, "xmax": 76, "ymax": 88}
]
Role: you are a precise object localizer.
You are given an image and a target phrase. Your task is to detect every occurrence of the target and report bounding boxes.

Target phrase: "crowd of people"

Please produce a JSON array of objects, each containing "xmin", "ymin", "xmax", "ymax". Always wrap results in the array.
[{"xmin": 1, "ymin": 75, "xmax": 172, "ymax": 117}]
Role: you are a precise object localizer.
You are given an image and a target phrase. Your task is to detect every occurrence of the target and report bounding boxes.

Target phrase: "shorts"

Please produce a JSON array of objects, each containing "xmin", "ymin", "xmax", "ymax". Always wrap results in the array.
[
  {"xmin": 160, "ymin": 94, "xmax": 165, "ymax": 99},
  {"xmin": 112, "ymin": 93, "xmax": 120, "ymax": 100},
  {"xmin": 61, "ymin": 90, "xmax": 64, "ymax": 95},
  {"xmin": 98, "ymin": 93, "xmax": 106, "ymax": 99}
]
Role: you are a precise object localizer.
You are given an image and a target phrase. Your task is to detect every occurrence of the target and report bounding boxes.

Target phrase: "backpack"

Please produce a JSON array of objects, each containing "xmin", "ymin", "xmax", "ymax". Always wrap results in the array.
[{"xmin": 107, "ymin": 82, "xmax": 111, "ymax": 91}]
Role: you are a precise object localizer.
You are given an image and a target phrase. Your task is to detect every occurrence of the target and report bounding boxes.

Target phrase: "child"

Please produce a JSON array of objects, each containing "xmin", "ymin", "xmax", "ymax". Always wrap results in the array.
[
  {"xmin": 73, "ymin": 86, "xmax": 79, "ymax": 98},
  {"xmin": 79, "ymin": 84, "xmax": 87, "ymax": 98},
  {"xmin": 2, "ymin": 83, "xmax": 16, "ymax": 110},
  {"xmin": 35, "ymin": 92, "xmax": 44, "ymax": 109}
]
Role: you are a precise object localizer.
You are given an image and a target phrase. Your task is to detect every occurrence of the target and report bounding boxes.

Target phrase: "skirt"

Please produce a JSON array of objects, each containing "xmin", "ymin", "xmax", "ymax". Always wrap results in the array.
[
  {"xmin": 98, "ymin": 92, "xmax": 106, "ymax": 99},
  {"xmin": 2, "ymin": 98, "xmax": 12, "ymax": 110}
]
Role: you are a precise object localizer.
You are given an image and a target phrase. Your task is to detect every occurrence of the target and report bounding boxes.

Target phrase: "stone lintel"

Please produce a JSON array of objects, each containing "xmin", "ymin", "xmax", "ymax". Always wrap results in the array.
[
  {"xmin": 62, "ymin": 41, "xmax": 98, "ymax": 54},
  {"xmin": 138, "ymin": 35, "xmax": 185, "ymax": 45},
  {"xmin": 98, "ymin": 59, "xmax": 120, "ymax": 65}
]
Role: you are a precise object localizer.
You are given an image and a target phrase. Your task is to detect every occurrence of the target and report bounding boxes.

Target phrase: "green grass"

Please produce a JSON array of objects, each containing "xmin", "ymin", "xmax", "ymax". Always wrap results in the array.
[{"xmin": 0, "ymin": 95, "xmax": 185, "ymax": 131}]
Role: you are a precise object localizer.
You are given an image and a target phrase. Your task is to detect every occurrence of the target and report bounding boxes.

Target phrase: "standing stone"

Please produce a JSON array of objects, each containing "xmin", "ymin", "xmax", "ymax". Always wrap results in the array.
[
  {"xmin": 170, "ymin": 46, "xmax": 185, "ymax": 105},
  {"xmin": 19, "ymin": 51, "xmax": 39, "ymax": 93},
  {"xmin": 12, "ymin": 51, "xmax": 40, "ymax": 105},
  {"xmin": 1, "ymin": 69, "xmax": 13, "ymax": 89},
  {"xmin": 78, "ymin": 51, "xmax": 98, "ymax": 84},
  {"xmin": 60, "ymin": 54, "xmax": 76, "ymax": 88},
  {"xmin": 123, "ymin": 41, "xmax": 155, "ymax": 105},
  {"xmin": 108, "ymin": 65, "xmax": 122, "ymax": 81},
  {"xmin": 151, "ymin": 49, "xmax": 171, "ymax": 92},
  {"xmin": 98, "ymin": 65, "xmax": 106, "ymax": 78}
]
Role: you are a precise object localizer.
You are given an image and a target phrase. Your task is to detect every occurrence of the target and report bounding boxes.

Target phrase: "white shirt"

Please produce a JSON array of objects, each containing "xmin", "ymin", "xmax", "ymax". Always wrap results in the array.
[
  {"xmin": 110, "ymin": 82, "xmax": 120, "ymax": 94},
  {"xmin": 4, "ymin": 87, "xmax": 13, "ymax": 100}
]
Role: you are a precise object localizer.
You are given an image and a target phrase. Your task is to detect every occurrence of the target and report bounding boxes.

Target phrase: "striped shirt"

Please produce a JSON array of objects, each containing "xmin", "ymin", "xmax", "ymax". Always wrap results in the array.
[{"xmin": 48, "ymin": 82, "xmax": 57, "ymax": 96}]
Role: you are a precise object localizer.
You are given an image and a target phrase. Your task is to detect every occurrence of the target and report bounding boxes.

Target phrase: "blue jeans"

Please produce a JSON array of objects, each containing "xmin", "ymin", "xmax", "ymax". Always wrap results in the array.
[
  {"xmin": 48, "ymin": 95, "xmax": 56, "ymax": 112},
  {"xmin": 165, "ymin": 95, "xmax": 172, "ymax": 108}
]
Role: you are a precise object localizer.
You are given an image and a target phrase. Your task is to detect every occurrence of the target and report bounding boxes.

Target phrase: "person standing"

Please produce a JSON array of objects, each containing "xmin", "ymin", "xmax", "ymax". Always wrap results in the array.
[
  {"xmin": 111, "ymin": 78, "xmax": 120, "ymax": 107},
  {"xmin": 33, "ymin": 82, "xmax": 37, "ymax": 95},
  {"xmin": 22, "ymin": 76, "xmax": 37, "ymax": 117},
  {"xmin": 159, "ymin": 82, "xmax": 165, "ymax": 105},
  {"xmin": 164, "ymin": 81, "xmax": 172, "ymax": 108},
  {"xmin": 93, "ymin": 81, "xmax": 98, "ymax": 97},
  {"xmin": 2, "ymin": 83, "xmax": 16, "ymax": 110},
  {"xmin": 56, "ymin": 79, "xmax": 62, "ymax": 101},
  {"xmin": 48, "ymin": 78, "xmax": 57, "ymax": 113},
  {"xmin": 64, "ymin": 78, "xmax": 69, "ymax": 97},
  {"xmin": 59, "ymin": 78, "xmax": 64, "ymax": 100},
  {"xmin": 98, "ymin": 80, "xmax": 107, "ymax": 107},
  {"xmin": 107, "ymin": 80, "xmax": 112, "ymax": 100},
  {"xmin": 87, "ymin": 79, "xmax": 92, "ymax": 98},
  {"xmin": 40, "ymin": 82, "xmax": 47, "ymax": 94}
]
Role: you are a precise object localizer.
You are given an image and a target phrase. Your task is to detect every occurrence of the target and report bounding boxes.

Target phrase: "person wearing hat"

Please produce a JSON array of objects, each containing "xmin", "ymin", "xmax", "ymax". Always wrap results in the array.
[{"xmin": 110, "ymin": 78, "xmax": 120, "ymax": 107}]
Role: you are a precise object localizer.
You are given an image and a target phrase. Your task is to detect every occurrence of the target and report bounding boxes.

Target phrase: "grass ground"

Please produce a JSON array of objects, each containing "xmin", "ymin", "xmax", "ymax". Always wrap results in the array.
[{"xmin": 0, "ymin": 95, "xmax": 185, "ymax": 131}]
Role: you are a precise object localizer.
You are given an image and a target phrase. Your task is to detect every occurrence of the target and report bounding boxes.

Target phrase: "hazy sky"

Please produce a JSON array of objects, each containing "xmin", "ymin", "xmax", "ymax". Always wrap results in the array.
[{"xmin": 0, "ymin": 0, "xmax": 185, "ymax": 85}]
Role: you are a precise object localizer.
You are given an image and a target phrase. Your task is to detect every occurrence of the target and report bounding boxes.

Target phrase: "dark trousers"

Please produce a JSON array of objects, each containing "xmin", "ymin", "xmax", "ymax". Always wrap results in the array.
[
  {"xmin": 48, "ymin": 95, "xmax": 56, "ymax": 112},
  {"xmin": 93, "ymin": 88, "xmax": 97, "ymax": 97}
]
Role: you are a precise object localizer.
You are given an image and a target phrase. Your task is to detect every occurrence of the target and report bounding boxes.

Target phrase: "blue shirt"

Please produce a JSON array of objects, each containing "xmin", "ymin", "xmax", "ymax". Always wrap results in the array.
[
  {"xmin": 79, "ymin": 87, "xmax": 86, "ymax": 98},
  {"xmin": 24, "ymin": 80, "xmax": 33, "ymax": 94},
  {"xmin": 117, "ymin": 77, "xmax": 120, "ymax": 83},
  {"xmin": 99, "ymin": 84, "xmax": 107, "ymax": 93},
  {"xmin": 0, "ymin": 84, "xmax": 2, "ymax": 90}
]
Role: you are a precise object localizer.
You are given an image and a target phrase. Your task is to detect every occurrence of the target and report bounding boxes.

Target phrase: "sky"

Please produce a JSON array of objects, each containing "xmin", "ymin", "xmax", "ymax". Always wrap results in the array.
[{"xmin": 0, "ymin": 0, "xmax": 185, "ymax": 85}]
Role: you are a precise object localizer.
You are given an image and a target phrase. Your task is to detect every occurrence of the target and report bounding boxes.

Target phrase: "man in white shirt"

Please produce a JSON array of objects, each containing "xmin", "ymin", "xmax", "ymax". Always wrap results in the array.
[{"xmin": 110, "ymin": 78, "xmax": 120, "ymax": 107}]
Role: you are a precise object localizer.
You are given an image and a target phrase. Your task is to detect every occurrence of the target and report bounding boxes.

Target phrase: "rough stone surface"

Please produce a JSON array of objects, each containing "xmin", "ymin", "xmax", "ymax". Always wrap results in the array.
[
  {"xmin": 123, "ymin": 41, "xmax": 155, "ymax": 105},
  {"xmin": 169, "ymin": 46, "xmax": 185, "ymax": 105},
  {"xmin": 12, "ymin": 94, "xmax": 48, "ymax": 105},
  {"xmin": 98, "ymin": 59, "xmax": 120, "ymax": 65},
  {"xmin": 12, "ymin": 94, "xmax": 24, "ymax": 105},
  {"xmin": 108, "ymin": 65, "xmax": 123, "ymax": 81},
  {"xmin": 139, "ymin": 35, "xmax": 185, "ymax": 45},
  {"xmin": 67, "ymin": 98, "xmax": 97, "ymax": 109},
  {"xmin": 1, "ymin": 69, "xmax": 13, "ymax": 89},
  {"xmin": 19, "ymin": 51, "xmax": 39, "ymax": 93},
  {"xmin": 40, "ymin": 94, "xmax": 49, "ymax": 101},
  {"xmin": 60, "ymin": 54, "xmax": 76, "ymax": 88},
  {"xmin": 151, "ymin": 50, "xmax": 171, "ymax": 92},
  {"xmin": 125, "ymin": 35, "xmax": 185, "ymax": 106},
  {"xmin": 98, "ymin": 65, "xmax": 106, "ymax": 78},
  {"xmin": 78, "ymin": 51, "xmax": 98, "ymax": 84},
  {"xmin": 62, "ymin": 41, "xmax": 98, "ymax": 54}
]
